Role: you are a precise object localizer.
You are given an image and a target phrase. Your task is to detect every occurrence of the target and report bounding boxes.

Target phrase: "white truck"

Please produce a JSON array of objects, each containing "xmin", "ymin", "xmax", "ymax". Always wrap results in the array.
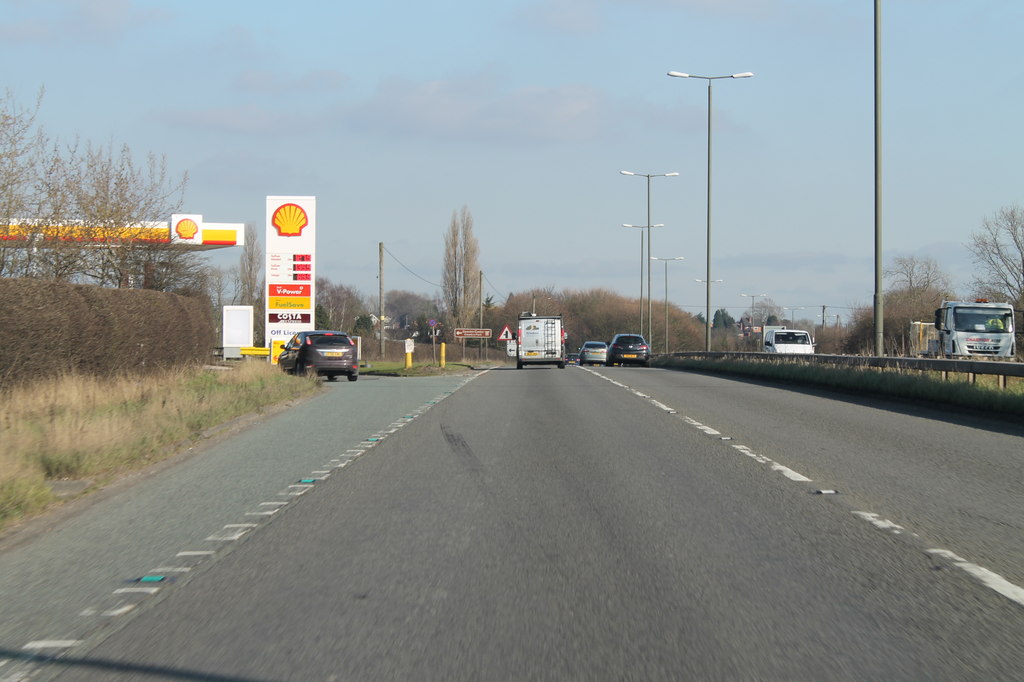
[
  {"xmin": 931, "ymin": 299, "xmax": 1016, "ymax": 358},
  {"xmin": 763, "ymin": 328, "xmax": 815, "ymax": 354},
  {"xmin": 516, "ymin": 313, "xmax": 565, "ymax": 369}
]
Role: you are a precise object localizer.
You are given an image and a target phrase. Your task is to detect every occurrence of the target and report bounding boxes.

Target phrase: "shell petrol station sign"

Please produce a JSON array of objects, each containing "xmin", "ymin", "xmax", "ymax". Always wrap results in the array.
[{"xmin": 266, "ymin": 196, "xmax": 316, "ymax": 363}]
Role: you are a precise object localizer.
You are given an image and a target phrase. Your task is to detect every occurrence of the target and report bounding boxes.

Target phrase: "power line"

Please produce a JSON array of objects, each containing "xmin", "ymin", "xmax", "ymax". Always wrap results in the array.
[
  {"xmin": 382, "ymin": 245, "xmax": 441, "ymax": 288},
  {"xmin": 482, "ymin": 271, "xmax": 507, "ymax": 302}
]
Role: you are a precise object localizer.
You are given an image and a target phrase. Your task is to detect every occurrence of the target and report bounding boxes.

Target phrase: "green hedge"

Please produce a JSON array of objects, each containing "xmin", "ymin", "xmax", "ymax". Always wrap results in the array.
[{"xmin": 0, "ymin": 278, "xmax": 214, "ymax": 384}]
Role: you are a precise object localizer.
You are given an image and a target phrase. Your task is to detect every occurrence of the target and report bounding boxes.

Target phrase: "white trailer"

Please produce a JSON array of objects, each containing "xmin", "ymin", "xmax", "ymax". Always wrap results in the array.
[
  {"xmin": 931, "ymin": 300, "xmax": 1016, "ymax": 358},
  {"xmin": 516, "ymin": 313, "xmax": 565, "ymax": 369}
]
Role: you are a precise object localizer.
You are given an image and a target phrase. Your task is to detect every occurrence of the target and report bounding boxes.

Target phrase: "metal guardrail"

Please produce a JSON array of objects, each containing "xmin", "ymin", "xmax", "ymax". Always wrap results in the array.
[{"xmin": 665, "ymin": 352, "xmax": 1024, "ymax": 389}]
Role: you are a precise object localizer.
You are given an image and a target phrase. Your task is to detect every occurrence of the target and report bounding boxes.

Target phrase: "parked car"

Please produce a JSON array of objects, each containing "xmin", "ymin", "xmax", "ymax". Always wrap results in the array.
[
  {"xmin": 578, "ymin": 341, "xmax": 608, "ymax": 366},
  {"xmin": 277, "ymin": 330, "xmax": 359, "ymax": 381},
  {"xmin": 567, "ymin": 353, "xmax": 581, "ymax": 365},
  {"xmin": 606, "ymin": 334, "xmax": 650, "ymax": 367}
]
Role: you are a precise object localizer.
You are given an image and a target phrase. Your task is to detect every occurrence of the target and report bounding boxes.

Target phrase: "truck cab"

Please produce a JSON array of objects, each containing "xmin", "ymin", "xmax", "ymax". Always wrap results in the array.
[{"xmin": 933, "ymin": 300, "xmax": 1016, "ymax": 358}]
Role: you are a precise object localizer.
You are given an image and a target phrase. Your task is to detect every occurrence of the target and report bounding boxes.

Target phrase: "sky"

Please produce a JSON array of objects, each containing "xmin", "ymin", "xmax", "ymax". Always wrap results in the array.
[{"xmin": 2, "ymin": 0, "xmax": 1022, "ymax": 325}]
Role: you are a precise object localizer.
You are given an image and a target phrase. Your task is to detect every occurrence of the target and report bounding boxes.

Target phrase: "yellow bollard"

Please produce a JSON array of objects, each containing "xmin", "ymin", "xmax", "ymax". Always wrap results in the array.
[
  {"xmin": 405, "ymin": 351, "xmax": 413, "ymax": 369},
  {"xmin": 440, "ymin": 342, "xmax": 446, "ymax": 368}
]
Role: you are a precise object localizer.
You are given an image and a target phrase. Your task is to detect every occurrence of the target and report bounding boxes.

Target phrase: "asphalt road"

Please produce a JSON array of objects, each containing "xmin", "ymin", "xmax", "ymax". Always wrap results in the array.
[{"xmin": 4, "ymin": 365, "xmax": 1024, "ymax": 681}]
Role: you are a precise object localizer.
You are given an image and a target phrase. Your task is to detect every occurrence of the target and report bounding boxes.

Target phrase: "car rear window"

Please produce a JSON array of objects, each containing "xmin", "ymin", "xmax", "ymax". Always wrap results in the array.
[
  {"xmin": 583, "ymin": 342, "xmax": 606, "ymax": 349},
  {"xmin": 310, "ymin": 334, "xmax": 354, "ymax": 347},
  {"xmin": 614, "ymin": 336, "xmax": 644, "ymax": 345}
]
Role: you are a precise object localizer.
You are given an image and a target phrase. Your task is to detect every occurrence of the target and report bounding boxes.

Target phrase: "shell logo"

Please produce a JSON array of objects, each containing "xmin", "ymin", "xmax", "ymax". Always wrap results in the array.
[
  {"xmin": 272, "ymin": 203, "xmax": 308, "ymax": 237},
  {"xmin": 175, "ymin": 218, "xmax": 199, "ymax": 240}
]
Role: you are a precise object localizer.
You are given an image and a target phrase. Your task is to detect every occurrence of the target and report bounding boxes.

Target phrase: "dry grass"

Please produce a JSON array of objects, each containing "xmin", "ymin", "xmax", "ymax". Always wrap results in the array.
[{"xmin": 0, "ymin": 362, "xmax": 318, "ymax": 529}]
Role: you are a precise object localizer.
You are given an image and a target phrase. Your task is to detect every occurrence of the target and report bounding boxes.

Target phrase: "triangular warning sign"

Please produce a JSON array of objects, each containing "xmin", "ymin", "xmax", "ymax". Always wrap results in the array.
[{"xmin": 498, "ymin": 324, "xmax": 514, "ymax": 341}]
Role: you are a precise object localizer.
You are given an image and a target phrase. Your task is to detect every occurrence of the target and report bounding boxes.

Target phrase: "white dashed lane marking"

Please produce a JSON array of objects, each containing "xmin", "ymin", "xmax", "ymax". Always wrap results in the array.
[{"xmin": 583, "ymin": 365, "xmax": 1024, "ymax": 610}]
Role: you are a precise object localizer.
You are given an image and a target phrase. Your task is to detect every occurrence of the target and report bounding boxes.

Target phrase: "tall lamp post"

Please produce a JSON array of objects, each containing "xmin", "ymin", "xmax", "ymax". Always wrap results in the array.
[
  {"xmin": 623, "ymin": 222, "xmax": 663, "ymax": 335},
  {"xmin": 651, "ymin": 256, "xmax": 684, "ymax": 354},
  {"xmin": 621, "ymin": 170, "xmax": 678, "ymax": 342},
  {"xmin": 740, "ymin": 292, "xmax": 767, "ymax": 341},
  {"xmin": 667, "ymin": 70, "xmax": 753, "ymax": 351},
  {"xmin": 783, "ymin": 306, "xmax": 806, "ymax": 327}
]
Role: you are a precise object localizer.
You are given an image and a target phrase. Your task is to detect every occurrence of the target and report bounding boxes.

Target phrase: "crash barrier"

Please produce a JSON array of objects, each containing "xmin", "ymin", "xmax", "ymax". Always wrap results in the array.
[{"xmin": 667, "ymin": 352, "xmax": 1024, "ymax": 390}]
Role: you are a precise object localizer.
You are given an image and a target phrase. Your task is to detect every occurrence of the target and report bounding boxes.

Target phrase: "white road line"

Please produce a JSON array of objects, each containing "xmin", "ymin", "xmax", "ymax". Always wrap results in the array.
[
  {"xmin": 150, "ymin": 567, "xmax": 191, "ymax": 573},
  {"xmin": 176, "ymin": 550, "xmax": 215, "ymax": 556},
  {"xmin": 852, "ymin": 511, "xmax": 905, "ymax": 535},
  {"xmin": 259, "ymin": 501, "xmax": 288, "ymax": 507},
  {"xmin": 927, "ymin": 549, "xmax": 1024, "ymax": 608},
  {"xmin": 114, "ymin": 587, "xmax": 160, "ymax": 595},
  {"xmin": 22, "ymin": 641, "xmax": 81, "ymax": 650},
  {"xmin": 101, "ymin": 604, "xmax": 136, "ymax": 617},
  {"xmin": 771, "ymin": 463, "xmax": 812, "ymax": 482}
]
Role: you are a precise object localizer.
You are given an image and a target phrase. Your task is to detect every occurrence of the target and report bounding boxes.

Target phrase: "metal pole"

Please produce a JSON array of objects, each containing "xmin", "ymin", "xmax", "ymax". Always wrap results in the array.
[
  {"xmin": 479, "ymin": 269, "xmax": 484, "ymax": 362},
  {"xmin": 647, "ymin": 175, "xmax": 653, "ymax": 342},
  {"xmin": 705, "ymin": 81, "xmax": 713, "ymax": 352},
  {"xmin": 873, "ymin": 0, "xmax": 884, "ymax": 356},
  {"xmin": 639, "ymin": 231, "xmax": 644, "ymax": 333},
  {"xmin": 378, "ymin": 241, "xmax": 385, "ymax": 359},
  {"xmin": 664, "ymin": 259, "xmax": 669, "ymax": 354}
]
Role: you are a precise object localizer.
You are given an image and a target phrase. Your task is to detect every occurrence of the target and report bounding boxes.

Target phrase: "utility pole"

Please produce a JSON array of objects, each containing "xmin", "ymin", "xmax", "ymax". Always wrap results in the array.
[
  {"xmin": 479, "ymin": 270, "xmax": 484, "ymax": 362},
  {"xmin": 379, "ymin": 242, "xmax": 385, "ymax": 359}
]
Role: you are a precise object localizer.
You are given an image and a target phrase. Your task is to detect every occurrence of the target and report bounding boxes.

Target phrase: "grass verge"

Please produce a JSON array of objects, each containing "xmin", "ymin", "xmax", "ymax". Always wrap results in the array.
[
  {"xmin": 0, "ymin": 362, "xmax": 319, "ymax": 532},
  {"xmin": 654, "ymin": 356, "xmax": 1024, "ymax": 417},
  {"xmin": 361, "ymin": 361, "xmax": 486, "ymax": 377}
]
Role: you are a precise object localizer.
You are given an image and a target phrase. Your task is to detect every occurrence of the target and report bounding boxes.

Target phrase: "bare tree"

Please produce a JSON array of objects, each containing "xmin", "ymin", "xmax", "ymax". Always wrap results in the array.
[
  {"xmin": 440, "ymin": 205, "xmax": 480, "ymax": 331},
  {"xmin": 30, "ymin": 138, "xmax": 90, "ymax": 280},
  {"xmin": 0, "ymin": 88, "xmax": 44, "ymax": 277},
  {"xmin": 316, "ymin": 276, "xmax": 367, "ymax": 332},
  {"xmin": 968, "ymin": 205, "xmax": 1024, "ymax": 306},
  {"xmin": 884, "ymin": 255, "xmax": 952, "ymax": 295},
  {"xmin": 233, "ymin": 224, "xmax": 263, "ymax": 305},
  {"xmin": 72, "ymin": 141, "xmax": 189, "ymax": 288}
]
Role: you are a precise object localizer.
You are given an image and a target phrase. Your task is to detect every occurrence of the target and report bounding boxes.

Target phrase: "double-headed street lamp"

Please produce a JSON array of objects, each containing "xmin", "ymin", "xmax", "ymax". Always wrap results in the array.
[
  {"xmin": 740, "ymin": 292, "xmax": 768, "ymax": 338},
  {"xmin": 621, "ymin": 170, "xmax": 678, "ymax": 342},
  {"xmin": 651, "ymin": 256, "xmax": 684, "ymax": 354},
  {"xmin": 667, "ymin": 70, "xmax": 752, "ymax": 352},
  {"xmin": 622, "ymin": 223, "xmax": 662, "ymax": 334},
  {"xmin": 783, "ymin": 306, "xmax": 806, "ymax": 327}
]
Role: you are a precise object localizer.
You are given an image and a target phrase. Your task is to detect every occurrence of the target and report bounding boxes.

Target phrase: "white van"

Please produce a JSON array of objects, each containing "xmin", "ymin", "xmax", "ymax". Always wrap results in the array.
[{"xmin": 764, "ymin": 328, "xmax": 814, "ymax": 354}]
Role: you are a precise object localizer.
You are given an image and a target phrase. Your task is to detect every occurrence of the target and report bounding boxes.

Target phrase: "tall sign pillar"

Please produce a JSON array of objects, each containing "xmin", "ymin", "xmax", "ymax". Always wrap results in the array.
[{"xmin": 265, "ymin": 196, "xmax": 316, "ymax": 362}]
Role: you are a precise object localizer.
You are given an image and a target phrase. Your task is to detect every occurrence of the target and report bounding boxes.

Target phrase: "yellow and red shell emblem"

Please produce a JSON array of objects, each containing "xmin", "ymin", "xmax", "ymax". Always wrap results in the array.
[
  {"xmin": 272, "ymin": 203, "xmax": 308, "ymax": 237},
  {"xmin": 175, "ymin": 218, "xmax": 199, "ymax": 240}
]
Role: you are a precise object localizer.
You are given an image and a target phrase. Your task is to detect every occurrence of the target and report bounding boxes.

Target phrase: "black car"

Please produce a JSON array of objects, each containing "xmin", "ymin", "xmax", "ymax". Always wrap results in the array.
[
  {"xmin": 606, "ymin": 334, "xmax": 651, "ymax": 367},
  {"xmin": 278, "ymin": 330, "xmax": 359, "ymax": 381}
]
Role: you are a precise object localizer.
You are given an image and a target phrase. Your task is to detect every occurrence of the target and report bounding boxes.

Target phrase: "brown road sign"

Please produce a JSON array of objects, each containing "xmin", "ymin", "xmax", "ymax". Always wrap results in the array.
[{"xmin": 454, "ymin": 328, "xmax": 492, "ymax": 338}]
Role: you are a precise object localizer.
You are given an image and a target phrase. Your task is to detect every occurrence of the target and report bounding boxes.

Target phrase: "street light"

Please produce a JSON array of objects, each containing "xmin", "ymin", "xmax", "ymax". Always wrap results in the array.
[
  {"xmin": 651, "ymin": 256, "xmax": 684, "ymax": 354},
  {"xmin": 783, "ymin": 306, "xmax": 805, "ymax": 327},
  {"xmin": 667, "ymin": 70, "xmax": 753, "ymax": 352},
  {"xmin": 740, "ymin": 292, "xmax": 767, "ymax": 340},
  {"xmin": 621, "ymin": 170, "xmax": 678, "ymax": 342},
  {"xmin": 623, "ymin": 222, "xmax": 663, "ymax": 335}
]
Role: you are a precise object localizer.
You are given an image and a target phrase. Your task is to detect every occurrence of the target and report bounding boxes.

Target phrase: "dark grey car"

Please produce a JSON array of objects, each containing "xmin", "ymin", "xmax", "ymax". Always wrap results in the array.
[
  {"xmin": 606, "ymin": 334, "xmax": 651, "ymax": 367},
  {"xmin": 278, "ymin": 330, "xmax": 359, "ymax": 381}
]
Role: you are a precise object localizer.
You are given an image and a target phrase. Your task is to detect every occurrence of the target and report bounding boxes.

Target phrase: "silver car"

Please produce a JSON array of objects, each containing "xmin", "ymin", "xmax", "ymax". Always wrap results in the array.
[{"xmin": 578, "ymin": 341, "xmax": 608, "ymax": 366}]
